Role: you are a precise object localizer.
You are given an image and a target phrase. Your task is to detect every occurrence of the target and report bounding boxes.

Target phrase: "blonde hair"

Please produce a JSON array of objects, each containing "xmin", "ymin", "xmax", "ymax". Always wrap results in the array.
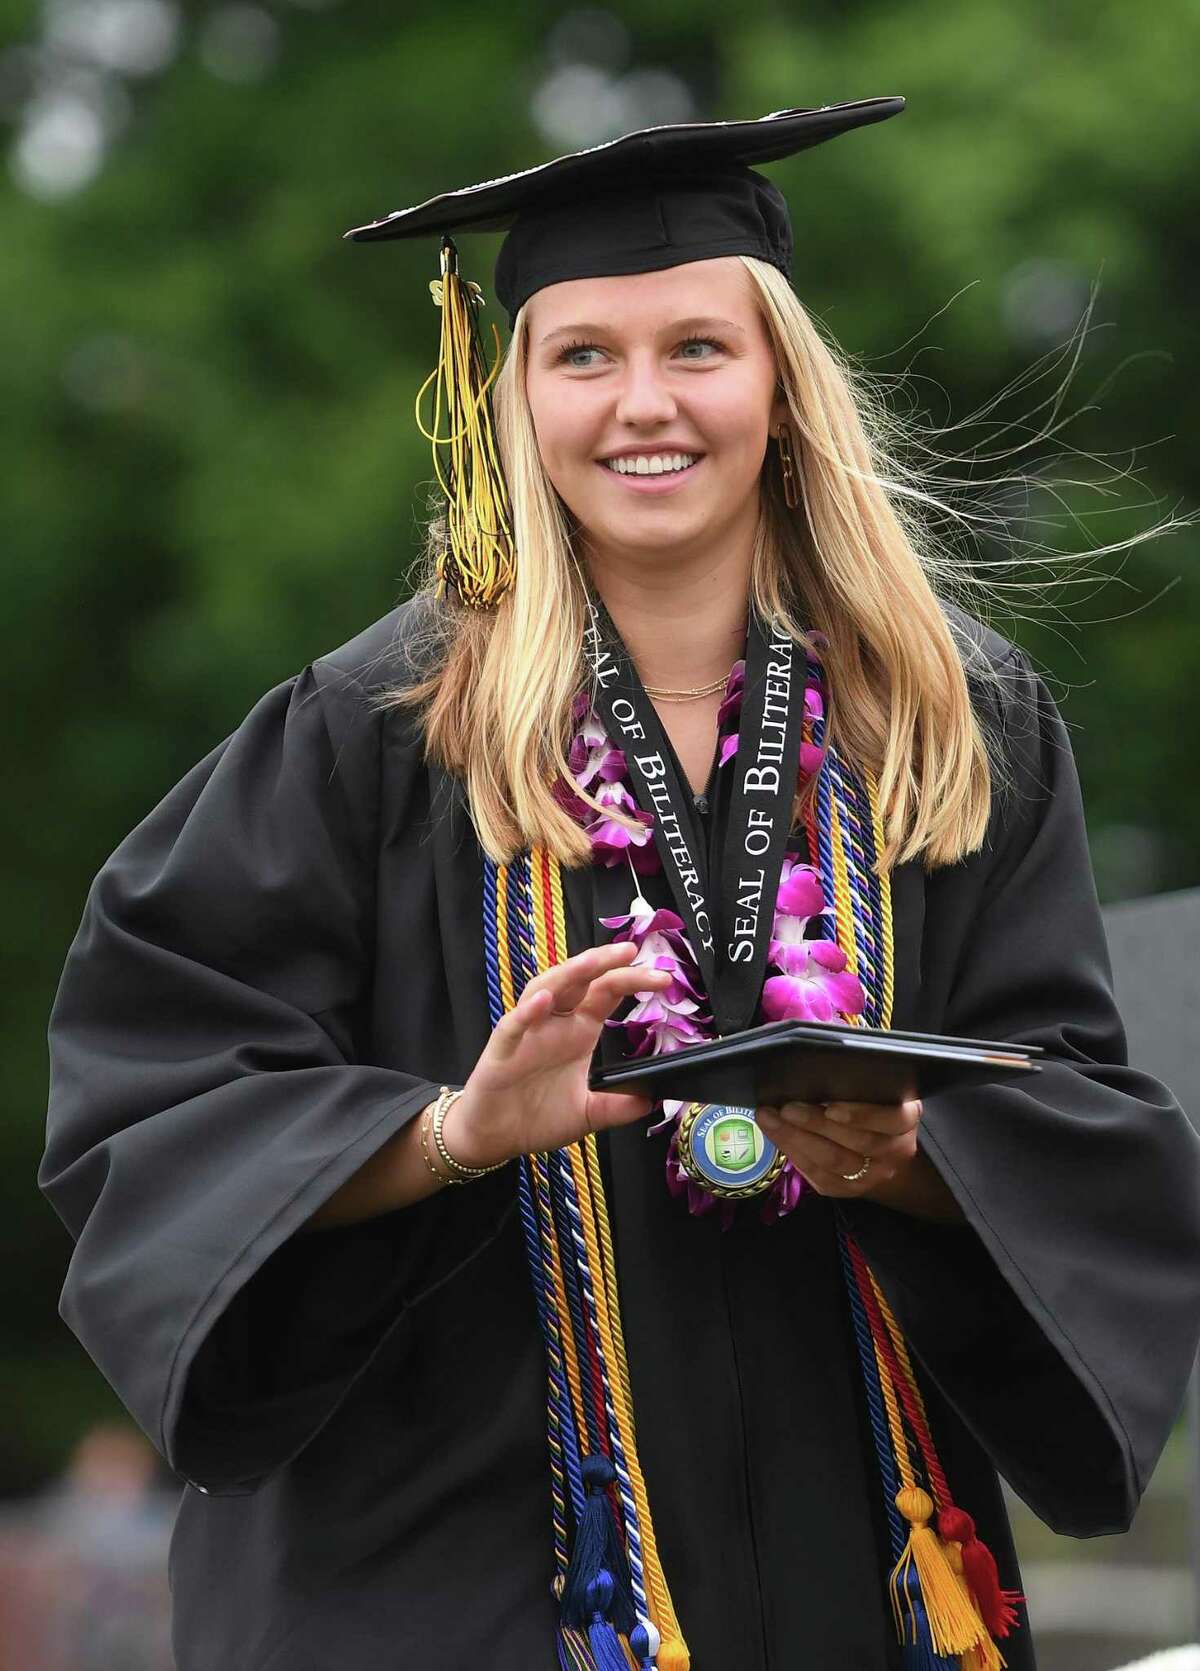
[{"xmin": 377, "ymin": 256, "xmax": 1172, "ymax": 873}]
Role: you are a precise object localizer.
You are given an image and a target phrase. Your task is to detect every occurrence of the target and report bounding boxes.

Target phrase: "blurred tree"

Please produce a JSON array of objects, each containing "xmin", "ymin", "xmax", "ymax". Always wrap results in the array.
[{"xmin": 3, "ymin": 0, "xmax": 1197, "ymax": 1489}]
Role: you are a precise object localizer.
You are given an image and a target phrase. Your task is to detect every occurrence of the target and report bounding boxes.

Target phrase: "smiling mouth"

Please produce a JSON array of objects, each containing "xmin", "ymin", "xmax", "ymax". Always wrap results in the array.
[{"xmin": 597, "ymin": 456, "xmax": 704, "ymax": 484}]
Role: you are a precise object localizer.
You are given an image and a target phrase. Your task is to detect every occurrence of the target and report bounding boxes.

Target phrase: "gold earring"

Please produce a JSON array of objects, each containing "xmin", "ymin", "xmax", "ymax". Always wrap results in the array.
[{"xmin": 776, "ymin": 422, "xmax": 801, "ymax": 510}]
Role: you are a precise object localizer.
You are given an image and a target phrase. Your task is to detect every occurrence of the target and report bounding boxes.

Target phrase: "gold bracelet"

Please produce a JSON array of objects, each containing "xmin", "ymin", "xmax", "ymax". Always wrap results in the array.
[
  {"xmin": 419, "ymin": 1099, "xmax": 462, "ymax": 1187},
  {"xmin": 430, "ymin": 1085, "xmax": 507, "ymax": 1182}
]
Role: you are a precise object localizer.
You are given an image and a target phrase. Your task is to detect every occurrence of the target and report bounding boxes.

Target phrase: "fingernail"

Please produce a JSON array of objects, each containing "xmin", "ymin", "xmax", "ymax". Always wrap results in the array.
[
  {"xmin": 781, "ymin": 1103, "xmax": 811, "ymax": 1126},
  {"xmin": 826, "ymin": 1104, "xmax": 852, "ymax": 1124}
]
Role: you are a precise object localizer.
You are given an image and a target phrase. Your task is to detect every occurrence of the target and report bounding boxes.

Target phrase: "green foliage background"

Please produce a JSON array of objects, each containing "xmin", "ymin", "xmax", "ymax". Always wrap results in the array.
[{"xmin": 4, "ymin": 0, "xmax": 1198, "ymax": 1491}]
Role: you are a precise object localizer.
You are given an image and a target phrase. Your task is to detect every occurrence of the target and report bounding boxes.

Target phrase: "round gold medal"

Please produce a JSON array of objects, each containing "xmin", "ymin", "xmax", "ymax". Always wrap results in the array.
[{"xmin": 676, "ymin": 1101, "xmax": 785, "ymax": 1200}]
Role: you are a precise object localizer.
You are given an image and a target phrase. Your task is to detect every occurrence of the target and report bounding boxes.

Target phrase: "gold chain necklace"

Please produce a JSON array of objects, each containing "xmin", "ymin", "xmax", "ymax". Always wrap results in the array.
[{"xmin": 642, "ymin": 673, "xmax": 729, "ymax": 703}]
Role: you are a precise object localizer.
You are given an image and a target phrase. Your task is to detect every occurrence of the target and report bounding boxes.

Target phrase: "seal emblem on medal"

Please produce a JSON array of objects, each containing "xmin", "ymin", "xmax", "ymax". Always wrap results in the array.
[{"xmin": 676, "ymin": 1102, "xmax": 786, "ymax": 1198}]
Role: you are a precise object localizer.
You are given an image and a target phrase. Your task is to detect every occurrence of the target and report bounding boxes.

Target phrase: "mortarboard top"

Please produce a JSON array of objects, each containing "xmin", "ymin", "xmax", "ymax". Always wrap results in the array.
[
  {"xmin": 343, "ymin": 97, "xmax": 906, "ymax": 327},
  {"xmin": 341, "ymin": 98, "xmax": 905, "ymax": 610}
]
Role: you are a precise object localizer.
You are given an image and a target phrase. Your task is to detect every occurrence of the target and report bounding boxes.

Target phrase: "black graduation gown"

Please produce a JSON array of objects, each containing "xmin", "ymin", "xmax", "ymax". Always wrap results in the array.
[{"xmin": 41, "ymin": 598, "xmax": 1200, "ymax": 1671}]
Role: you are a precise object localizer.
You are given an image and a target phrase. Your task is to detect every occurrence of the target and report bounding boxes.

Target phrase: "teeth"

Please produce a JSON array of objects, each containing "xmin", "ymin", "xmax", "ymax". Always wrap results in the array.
[{"xmin": 605, "ymin": 453, "xmax": 697, "ymax": 475}]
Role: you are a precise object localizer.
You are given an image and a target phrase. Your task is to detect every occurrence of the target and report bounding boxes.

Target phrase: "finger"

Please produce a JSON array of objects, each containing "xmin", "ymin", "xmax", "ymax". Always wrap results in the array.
[
  {"xmin": 574, "ymin": 964, "xmax": 671, "ymax": 1022},
  {"xmin": 583, "ymin": 1089, "xmax": 655, "ymax": 1133},
  {"xmin": 758, "ymin": 1128, "xmax": 885, "ymax": 1197},
  {"xmin": 758, "ymin": 1116, "xmax": 910, "ymax": 1182},
  {"xmin": 523, "ymin": 942, "xmax": 641, "ymax": 1015},
  {"xmin": 818, "ymin": 1098, "xmax": 923, "ymax": 1137},
  {"xmin": 775, "ymin": 1110, "xmax": 919, "ymax": 1162},
  {"xmin": 760, "ymin": 1120, "xmax": 872, "ymax": 1175},
  {"xmin": 487, "ymin": 985, "xmax": 557, "ymax": 1063},
  {"xmin": 797, "ymin": 1160, "xmax": 878, "ymax": 1198},
  {"xmin": 489, "ymin": 961, "xmax": 670, "ymax": 1064},
  {"xmin": 772, "ymin": 1098, "xmax": 920, "ymax": 1140}
]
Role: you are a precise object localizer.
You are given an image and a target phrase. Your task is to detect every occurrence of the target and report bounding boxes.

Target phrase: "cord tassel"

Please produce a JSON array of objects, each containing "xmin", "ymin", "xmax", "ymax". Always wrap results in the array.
[
  {"xmin": 852, "ymin": 1244, "xmax": 1016, "ymax": 1666},
  {"xmin": 629, "ymin": 1617, "xmax": 661, "ymax": 1670},
  {"xmin": 937, "ymin": 1508, "xmax": 1023, "ymax": 1640},
  {"xmin": 416, "ymin": 235, "xmax": 516, "ymax": 609},
  {"xmin": 585, "ymin": 1571, "xmax": 636, "ymax": 1671},
  {"xmin": 893, "ymin": 1563, "xmax": 961, "ymax": 1670},
  {"xmin": 891, "ymin": 1487, "xmax": 1004, "ymax": 1670},
  {"xmin": 561, "ymin": 1455, "xmax": 637, "ymax": 1639}
]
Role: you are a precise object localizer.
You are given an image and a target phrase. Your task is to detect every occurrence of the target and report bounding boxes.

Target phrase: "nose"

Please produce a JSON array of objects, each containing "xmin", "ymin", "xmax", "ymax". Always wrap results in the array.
[{"xmin": 614, "ymin": 350, "xmax": 678, "ymax": 429}]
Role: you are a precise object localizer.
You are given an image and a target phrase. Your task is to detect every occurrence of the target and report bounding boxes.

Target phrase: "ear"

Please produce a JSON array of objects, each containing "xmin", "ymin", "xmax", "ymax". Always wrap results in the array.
[{"xmin": 769, "ymin": 378, "xmax": 791, "ymax": 440}]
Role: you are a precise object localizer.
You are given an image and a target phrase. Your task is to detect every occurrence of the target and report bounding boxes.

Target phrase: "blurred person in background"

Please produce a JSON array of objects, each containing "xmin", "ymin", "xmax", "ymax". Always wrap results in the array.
[{"xmin": 0, "ymin": 1424, "xmax": 173, "ymax": 1671}]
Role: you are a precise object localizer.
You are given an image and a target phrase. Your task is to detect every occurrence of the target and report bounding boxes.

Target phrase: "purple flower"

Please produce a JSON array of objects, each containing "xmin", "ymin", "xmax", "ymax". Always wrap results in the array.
[
  {"xmin": 635, "ymin": 953, "xmax": 705, "ymax": 1007},
  {"xmin": 720, "ymin": 667, "xmax": 825, "ymax": 773},
  {"xmin": 798, "ymin": 683, "xmax": 826, "ymax": 777},
  {"xmin": 666, "ymin": 1131, "xmax": 736, "ymax": 1228},
  {"xmin": 624, "ymin": 989, "xmax": 701, "ymax": 1026},
  {"xmin": 769, "ymin": 858, "xmax": 833, "ymax": 968},
  {"xmin": 585, "ymin": 780, "xmax": 660, "ymax": 870},
  {"xmin": 647, "ymin": 1096, "xmax": 686, "ymax": 1136},
  {"xmin": 716, "ymin": 660, "xmax": 745, "ymax": 731},
  {"xmin": 760, "ymin": 1162, "xmax": 806, "ymax": 1226},
  {"xmin": 761, "ymin": 940, "xmax": 866, "ymax": 1022},
  {"xmin": 552, "ymin": 777, "xmax": 594, "ymax": 822},
  {"xmin": 770, "ymin": 912, "xmax": 818, "ymax": 970},
  {"xmin": 570, "ymin": 710, "xmax": 620, "ymax": 788},
  {"xmin": 600, "ymin": 897, "xmax": 686, "ymax": 942},
  {"xmin": 622, "ymin": 1005, "xmax": 711, "ymax": 1055},
  {"xmin": 601, "ymin": 897, "xmax": 705, "ymax": 1000},
  {"xmin": 716, "ymin": 659, "xmax": 745, "ymax": 767},
  {"xmin": 800, "ymin": 740, "xmax": 825, "ymax": 777},
  {"xmin": 775, "ymin": 857, "xmax": 825, "ymax": 919}
]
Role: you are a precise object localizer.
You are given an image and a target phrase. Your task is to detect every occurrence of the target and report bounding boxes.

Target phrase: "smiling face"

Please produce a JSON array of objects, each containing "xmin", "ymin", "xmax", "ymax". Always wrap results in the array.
[{"xmin": 523, "ymin": 257, "xmax": 788, "ymax": 574}]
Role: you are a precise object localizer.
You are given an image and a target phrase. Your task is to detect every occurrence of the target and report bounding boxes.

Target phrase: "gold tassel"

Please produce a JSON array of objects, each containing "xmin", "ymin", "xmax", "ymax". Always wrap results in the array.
[
  {"xmin": 414, "ymin": 236, "xmax": 516, "ymax": 609},
  {"xmin": 890, "ymin": 1487, "xmax": 1004, "ymax": 1670}
]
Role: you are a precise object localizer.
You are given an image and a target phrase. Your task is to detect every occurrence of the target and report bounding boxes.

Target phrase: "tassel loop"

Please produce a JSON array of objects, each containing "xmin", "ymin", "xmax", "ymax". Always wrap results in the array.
[{"xmin": 416, "ymin": 235, "xmax": 516, "ymax": 609}]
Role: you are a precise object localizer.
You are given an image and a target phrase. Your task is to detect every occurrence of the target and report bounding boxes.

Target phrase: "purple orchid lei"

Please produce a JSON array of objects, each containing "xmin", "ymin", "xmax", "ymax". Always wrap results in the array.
[{"xmin": 560, "ymin": 654, "xmax": 866, "ymax": 1228}]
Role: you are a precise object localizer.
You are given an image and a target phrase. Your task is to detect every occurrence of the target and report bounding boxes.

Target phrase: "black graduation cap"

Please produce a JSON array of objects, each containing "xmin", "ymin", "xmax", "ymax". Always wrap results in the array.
[{"xmin": 342, "ymin": 98, "xmax": 905, "ymax": 609}]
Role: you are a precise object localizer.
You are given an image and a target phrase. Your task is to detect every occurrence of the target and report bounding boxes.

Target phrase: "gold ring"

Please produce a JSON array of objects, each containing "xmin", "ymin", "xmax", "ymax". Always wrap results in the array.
[{"xmin": 840, "ymin": 1156, "xmax": 871, "ymax": 1183}]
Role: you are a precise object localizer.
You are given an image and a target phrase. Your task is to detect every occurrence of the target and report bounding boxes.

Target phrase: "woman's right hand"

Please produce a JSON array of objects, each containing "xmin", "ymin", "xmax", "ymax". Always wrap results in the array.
[{"xmin": 443, "ymin": 941, "xmax": 671, "ymax": 1169}]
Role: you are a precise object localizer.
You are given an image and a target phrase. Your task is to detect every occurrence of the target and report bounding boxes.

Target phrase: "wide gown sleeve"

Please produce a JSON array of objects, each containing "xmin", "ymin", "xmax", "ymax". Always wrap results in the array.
[
  {"xmin": 40, "ymin": 657, "xmax": 508, "ymax": 1494},
  {"xmin": 843, "ymin": 645, "xmax": 1200, "ymax": 1537}
]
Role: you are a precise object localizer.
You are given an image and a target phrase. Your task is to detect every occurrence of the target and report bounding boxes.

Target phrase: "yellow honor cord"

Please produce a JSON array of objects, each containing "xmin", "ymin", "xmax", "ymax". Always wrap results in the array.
[
  {"xmin": 866, "ymin": 771, "xmax": 895, "ymax": 1028},
  {"xmin": 828, "ymin": 792, "xmax": 866, "ymax": 1027},
  {"xmin": 527, "ymin": 849, "xmax": 690, "ymax": 1669},
  {"xmin": 873, "ymin": 1292, "xmax": 1001, "ymax": 1667}
]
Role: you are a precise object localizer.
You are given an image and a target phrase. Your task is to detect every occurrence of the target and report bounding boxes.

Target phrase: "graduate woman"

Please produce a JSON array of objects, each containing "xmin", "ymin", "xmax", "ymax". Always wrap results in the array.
[{"xmin": 42, "ymin": 101, "xmax": 1200, "ymax": 1670}]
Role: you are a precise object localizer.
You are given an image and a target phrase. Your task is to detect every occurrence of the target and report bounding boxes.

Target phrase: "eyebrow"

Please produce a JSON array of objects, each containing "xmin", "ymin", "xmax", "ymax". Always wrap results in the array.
[{"xmin": 537, "ymin": 315, "xmax": 748, "ymax": 348}]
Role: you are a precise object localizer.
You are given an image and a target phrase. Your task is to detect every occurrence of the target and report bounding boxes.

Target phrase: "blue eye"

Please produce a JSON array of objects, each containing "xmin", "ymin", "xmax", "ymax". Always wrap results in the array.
[
  {"xmin": 555, "ymin": 335, "xmax": 726, "ymax": 368},
  {"xmin": 558, "ymin": 342, "xmax": 603, "ymax": 368},
  {"xmin": 678, "ymin": 336, "xmax": 723, "ymax": 359}
]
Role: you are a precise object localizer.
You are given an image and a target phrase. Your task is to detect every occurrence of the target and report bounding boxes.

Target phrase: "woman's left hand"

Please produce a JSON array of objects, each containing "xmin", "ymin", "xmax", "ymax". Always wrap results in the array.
[{"xmin": 756, "ymin": 1098, "xmax": 964, "ymax": 1221}]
